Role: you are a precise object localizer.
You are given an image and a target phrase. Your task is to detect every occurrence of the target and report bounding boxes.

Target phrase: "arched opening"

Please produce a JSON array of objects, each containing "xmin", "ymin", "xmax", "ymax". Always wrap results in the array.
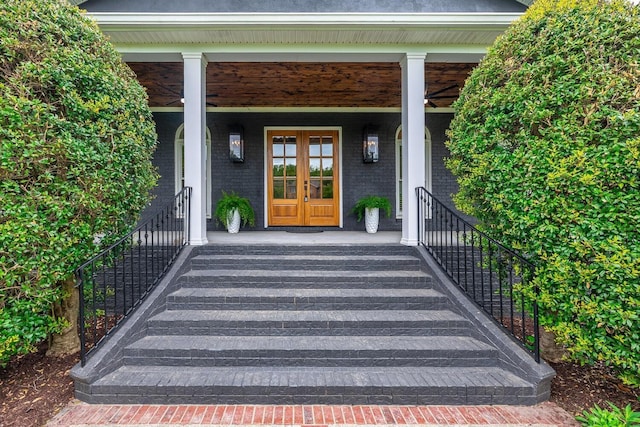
[
  {"xmin": 175, "ymin": 124, "xmax": 212, "ymax": 218},
  {"xmin": 395, "ymin": 126, "xmax": 432, "ymax": 218}
]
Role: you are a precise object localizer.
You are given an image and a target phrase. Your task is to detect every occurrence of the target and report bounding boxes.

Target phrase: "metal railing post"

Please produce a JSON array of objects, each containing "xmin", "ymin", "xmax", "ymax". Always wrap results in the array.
[
  {"xmin": 414, "ymin": 186, "xmax": 540, "ymax": 362},
  {"xmin": 75, "ymin": 187, "xmax": 192, "ymax": 364},
  {"xmin": 77, "ymin": 269, "xmax": 86, "ymax": 366}
]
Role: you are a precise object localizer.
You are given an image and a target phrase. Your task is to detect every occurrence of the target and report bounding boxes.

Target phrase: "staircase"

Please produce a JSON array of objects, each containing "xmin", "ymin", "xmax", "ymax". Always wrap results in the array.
[{"xmin": 73, "ymin": 244, "xmax": 552, "ymax": 405}]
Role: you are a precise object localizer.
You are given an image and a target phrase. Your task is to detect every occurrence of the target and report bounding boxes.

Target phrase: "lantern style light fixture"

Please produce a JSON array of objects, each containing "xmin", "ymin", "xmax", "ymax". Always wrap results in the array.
[
  {"xmin": 229, "ymin": 125, "xmax": 244, "ymax": 162},
  {"xmin": 362, "ymin": 125, "xmax": 379, "ymax": 163}
]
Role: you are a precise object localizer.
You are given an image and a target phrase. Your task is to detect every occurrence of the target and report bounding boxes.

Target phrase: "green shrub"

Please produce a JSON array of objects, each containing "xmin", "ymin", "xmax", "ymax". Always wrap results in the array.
[
  {"xmin": 446, "ymin": 0, "xmax": 640, "ymax": 383},
  {"xmin": 0, "ymin": 0, "xmax": 158, "ymax": 364},
  {"xmin": 576, "ymin": 401, "xmax": 640, "ymax": 427}
]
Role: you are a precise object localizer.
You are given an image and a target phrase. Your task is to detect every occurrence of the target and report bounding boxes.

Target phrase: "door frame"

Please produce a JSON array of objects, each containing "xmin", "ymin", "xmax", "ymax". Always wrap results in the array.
[{"xmin": 263, "ymin": 126, "xmax": 343, "ymax": 228}]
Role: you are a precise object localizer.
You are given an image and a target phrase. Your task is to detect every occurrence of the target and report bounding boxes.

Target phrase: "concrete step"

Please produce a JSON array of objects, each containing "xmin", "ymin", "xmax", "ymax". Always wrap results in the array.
[
  {"xmin": 166, "ymin": 287, "xmax": 450, "ymax": 310},
  {"xmin": 72, "ymin": 243, "xmax": 552, "ymax": 406},
  {"xmin": 123, "ymin": 335, "xmax": 498, "ymax": 367},
  {"xmin": 190, "ymin": 254, "xmax": 422, "ymax": 270},
  {"xmin": 79, "ymin": 365, "xmax": 537, "ymax": 405},
  {"xmin": 179, "ymin": 269, "xmax": 432, "ymax": 288},
  {"xmin": 146, "ymin": 309, "xmax": 471, "ymax": 336}
]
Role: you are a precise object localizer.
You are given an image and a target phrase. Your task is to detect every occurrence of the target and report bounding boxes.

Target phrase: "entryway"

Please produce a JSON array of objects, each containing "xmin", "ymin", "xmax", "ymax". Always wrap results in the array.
[{"xmin": 266, "ymin": 129, "xmax": 340, "ymax": 227}]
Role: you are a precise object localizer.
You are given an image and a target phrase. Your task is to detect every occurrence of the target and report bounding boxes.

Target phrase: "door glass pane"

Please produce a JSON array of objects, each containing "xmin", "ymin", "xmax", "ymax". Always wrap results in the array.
[
  {"xmin": 285, "ymin": 158, "xmax": 297, "ymax": 177},
  {"xmin": 286, "ymin": 178, "xmax": 297, "ymax": 199},
  {"xmin": 273, "ymin": 142, "xmax": 284, "ymax": 157},
  {"xmin": 309, "ymin": 159, "xmax": 321, "ymax": 177},
  {"xmin": 321, "ymin": 139, "xmax": 333, "ymax": 156},
  {"xmin": 309, "ymin": 137, "xmax": 321, "ymax": 156},
  {"xmin": 322, "ymin": 159, "xmax": 333, "ymax": 177},
  {"xmin": 309, "ymin": 178, "xmax": 321, "ymax": 199},
  {"xmin": 322, "ymin": 178, "xmax": 333, "ymax": 199},
  {"xmin": 272, "ymin": 158, "xmax": 284, "ymax": 176},
  {"xmin": 273, "ymin": 178, "xmax": 284, "ymax": 199},
  {"xmin": 285, "ymin": 143, "xmax": 296, "ymax": 156}
]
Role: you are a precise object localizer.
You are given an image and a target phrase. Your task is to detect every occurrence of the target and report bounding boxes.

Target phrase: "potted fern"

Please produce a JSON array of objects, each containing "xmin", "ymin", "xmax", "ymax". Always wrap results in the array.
[
  {"xmin": 351, "ymin": 195, "xmax": 392, "ymax": 233},
  {"xmin": 214, "ymin": 191, "xmax": 255, "ymax": 233}
]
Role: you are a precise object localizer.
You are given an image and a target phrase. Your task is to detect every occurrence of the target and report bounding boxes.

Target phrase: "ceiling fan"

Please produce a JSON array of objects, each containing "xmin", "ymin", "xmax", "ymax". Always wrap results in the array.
[
  {"xmin": 424, "ymin": 84, "xmax": 459, "ymax": 107},
  {"xmin": 161, "ymin": 86, "xmax": 218, "ymax": 107}
]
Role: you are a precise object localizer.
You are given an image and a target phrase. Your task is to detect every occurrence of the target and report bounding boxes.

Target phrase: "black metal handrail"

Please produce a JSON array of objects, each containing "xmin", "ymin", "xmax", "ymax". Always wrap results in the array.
[
  {"xmin": 416, "ymin": 187, "xmax": 540, "ymax": 362},
  {"xmin": 76, "ymin": 187, "xmax": 192, "ymax": 366}
]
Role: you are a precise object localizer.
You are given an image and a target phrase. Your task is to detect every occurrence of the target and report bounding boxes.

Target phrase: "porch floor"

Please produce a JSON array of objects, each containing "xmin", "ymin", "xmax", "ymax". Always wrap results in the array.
[{"xmin": 206, "ymin": 231, "xmax": 402, "ymax": 245}]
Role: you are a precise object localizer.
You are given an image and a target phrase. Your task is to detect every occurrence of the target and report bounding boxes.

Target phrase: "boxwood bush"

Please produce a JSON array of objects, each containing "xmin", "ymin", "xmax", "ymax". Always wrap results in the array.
[
  {"xmin": 446, "ymin": 0, "xmax": 640, "ymax": 384},
  {"xmin": 0, "ymin": 0, "xmax": 158, "ymax": 364}
]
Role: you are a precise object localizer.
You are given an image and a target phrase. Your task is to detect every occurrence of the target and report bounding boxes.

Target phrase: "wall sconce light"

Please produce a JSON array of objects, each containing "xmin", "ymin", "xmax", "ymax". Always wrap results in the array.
[
  {"xmin": 229, "ymin": 126, "xmax": 244, "ymax": 162},
  {"xmin": 362, "ymin": 126, "xmax": 379, "ymax": 163}
]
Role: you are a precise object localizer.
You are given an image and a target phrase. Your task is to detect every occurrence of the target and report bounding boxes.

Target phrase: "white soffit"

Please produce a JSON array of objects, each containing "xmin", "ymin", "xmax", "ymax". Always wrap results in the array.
[{"xmin": 86, "ymin": 12, "xmax": 522, "ymax": 50}]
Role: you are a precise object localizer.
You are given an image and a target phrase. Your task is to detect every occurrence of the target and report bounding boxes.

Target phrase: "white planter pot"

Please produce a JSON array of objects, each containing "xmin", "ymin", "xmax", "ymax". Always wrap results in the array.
[
  {"xmin": 226, "ymin": 209, "xmax": 241, "ymax": 233},
  {"xmin": 364, "ymin": 207, "xmax": 379, "ymax": 234}
]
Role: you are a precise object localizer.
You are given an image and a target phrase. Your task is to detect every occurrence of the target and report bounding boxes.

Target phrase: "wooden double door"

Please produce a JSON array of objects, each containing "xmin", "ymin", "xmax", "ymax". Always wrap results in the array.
[{"xmin": 267, "ymin": 129, "xmax": 340, "ymax": 226}]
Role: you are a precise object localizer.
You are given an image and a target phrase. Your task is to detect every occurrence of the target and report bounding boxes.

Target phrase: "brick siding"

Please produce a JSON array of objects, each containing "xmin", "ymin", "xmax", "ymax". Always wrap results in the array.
[{"xmin": 145, "ymin": 112, "xmax": 467, "ymax": 230}]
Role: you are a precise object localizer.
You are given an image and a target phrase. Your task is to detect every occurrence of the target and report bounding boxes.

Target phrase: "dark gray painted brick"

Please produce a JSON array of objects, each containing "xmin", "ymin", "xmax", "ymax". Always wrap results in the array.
[
  {"xmin": 74, "ymin": 244, "xmax": 550, "ymax": 405},
  {"xmin": 143, "ymin": 112, "xmax": 466, "ymax": 230}
]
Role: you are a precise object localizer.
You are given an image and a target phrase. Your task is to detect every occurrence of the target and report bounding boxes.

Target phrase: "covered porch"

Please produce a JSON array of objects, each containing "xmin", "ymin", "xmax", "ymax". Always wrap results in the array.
[{"xmin": 79, "ymin": 0, "xmax": 526, "ymax": 246}]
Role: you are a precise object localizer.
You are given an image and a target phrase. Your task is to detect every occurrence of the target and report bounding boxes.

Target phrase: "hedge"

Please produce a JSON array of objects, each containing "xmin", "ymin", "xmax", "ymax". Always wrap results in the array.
[
  {"xmin": 0, "ymin": 0, "xmax": 158, "ymax": 364},
  {"xmin": 446, "ymin": 0, "xmax": 640, "ymax": 384}
]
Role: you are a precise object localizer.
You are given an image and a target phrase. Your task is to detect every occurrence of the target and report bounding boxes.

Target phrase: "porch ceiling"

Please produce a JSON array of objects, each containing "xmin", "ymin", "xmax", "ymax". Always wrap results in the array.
[{"xmin": 129, "ymin": 62, "xmax": 476, "ymax": 108}]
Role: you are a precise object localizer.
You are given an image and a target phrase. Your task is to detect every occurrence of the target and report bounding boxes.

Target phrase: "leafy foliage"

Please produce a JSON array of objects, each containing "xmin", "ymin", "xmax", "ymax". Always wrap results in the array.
[
  {"xmin": 0, "ymin": 0, "xmax": 158, "ymax": 364},
  {"xmin": 576, "ymin": 401, "xmax": 640, "ymax": 427},
  {"xmin": 214, "ymin": 191, "xmax": 256, "ymax": 228},
  {"xmin": 351, "ymin": 195, "xmax": 392, "ymax": 222},
  {"xmin": 446, "ymin": 0, "xmax": 640, "ymax": 383}
]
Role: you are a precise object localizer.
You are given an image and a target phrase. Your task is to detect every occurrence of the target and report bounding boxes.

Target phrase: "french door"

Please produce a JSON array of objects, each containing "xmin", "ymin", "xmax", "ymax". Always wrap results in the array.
[{"xmin": 267, "ymin": 129, "xmax": 340, "ymax": 226}]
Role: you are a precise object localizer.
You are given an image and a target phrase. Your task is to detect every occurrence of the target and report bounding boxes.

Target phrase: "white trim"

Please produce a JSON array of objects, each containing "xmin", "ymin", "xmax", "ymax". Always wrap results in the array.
[
  {"xmin": 210, "ymin": 107, "xmax": 402, "ymax": 113},
  {"xmin": 150, "ymin": 107, "xmax": 184, "ymax": 113},
  {"xmin": 395, "ymin": 126, "xmax": 432, "ymax": 220},
  {"xmin": 77, "ymin": 0, "xmax": 530, "ymax": 8},
  {"xmin": 400, "ymin": 52, "xmax": 427, "ymax": 247},
  {"xmin": 150, "ymin": 106, "xmax": 454, "ymax": 114},
  {"xmin": 338, "ymin": 128, "xmax": 343, "ymax": 228},
  {"xmin": 263, "ymin": 130, "xmax": 269, "ymax": 229},
  {"xmin": 174, "ymin": 124, "xmax": 212, "ymax": 219},
  {"xmin": 425, "ymin": 107, "xmax": 456, "ymax": 113},
  {"xmin": 87, "ymin": 12, "xmax": 524, "ymax": 27},
  {"xmin": 119, "ymin": 49, "xmax": 488, "ymax": 62},
  {"xmin": 395, "ymin": 129, "xmax": 403, "ymax": 219},
  {"xmin": 87, "ymin": 12, "xmax": 521, "ymax": 56},
  {"xmin": 151, "ymin": 107, "xmax": 401, "ymax": 113},
  {"xmin": 182, "ymin": 52, "xmax": 209, "ymax": 245},
  {"xmin": 263, "ymin": 126, "xmax": 343, "ymax": 228}
]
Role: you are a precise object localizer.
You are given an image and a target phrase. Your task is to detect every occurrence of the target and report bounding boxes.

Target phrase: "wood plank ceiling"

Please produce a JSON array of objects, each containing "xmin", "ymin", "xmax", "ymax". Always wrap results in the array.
[{"xmin": 128, "ymin": 62, "xmax": 476, "ymax": 109}]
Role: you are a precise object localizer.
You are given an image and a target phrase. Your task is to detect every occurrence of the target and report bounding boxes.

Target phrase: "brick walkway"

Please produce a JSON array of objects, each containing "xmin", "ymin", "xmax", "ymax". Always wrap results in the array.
[{"xmin": 47, "ymin": 401, "xmax": 579, "ymax": 426}]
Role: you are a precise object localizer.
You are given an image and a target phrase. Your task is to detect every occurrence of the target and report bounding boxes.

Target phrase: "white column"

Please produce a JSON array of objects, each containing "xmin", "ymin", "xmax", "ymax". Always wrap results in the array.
[
  {"xmin": 400, "ymin": 53, "xmax": 426, "ymax": 246},
  {"xmin": 182, "ymin": 52, "xmax": 208, "ymax": 245}
]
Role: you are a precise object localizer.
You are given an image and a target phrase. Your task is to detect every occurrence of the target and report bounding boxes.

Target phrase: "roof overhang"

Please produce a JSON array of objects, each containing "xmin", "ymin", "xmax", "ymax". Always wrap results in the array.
[
  {"xmin": 83, "ymin": 12, "xmax": 523, "ymax": 62},
  {"xmin": 72, "ymin": 0, "xmax": 534, "ymax": 6}
]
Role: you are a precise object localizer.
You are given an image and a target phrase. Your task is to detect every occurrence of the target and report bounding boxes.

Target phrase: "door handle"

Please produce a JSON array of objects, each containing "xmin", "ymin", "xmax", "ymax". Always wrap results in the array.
[{"xmin": 304, "ymin": 181, "xmax": 308, "ymax": 201}]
